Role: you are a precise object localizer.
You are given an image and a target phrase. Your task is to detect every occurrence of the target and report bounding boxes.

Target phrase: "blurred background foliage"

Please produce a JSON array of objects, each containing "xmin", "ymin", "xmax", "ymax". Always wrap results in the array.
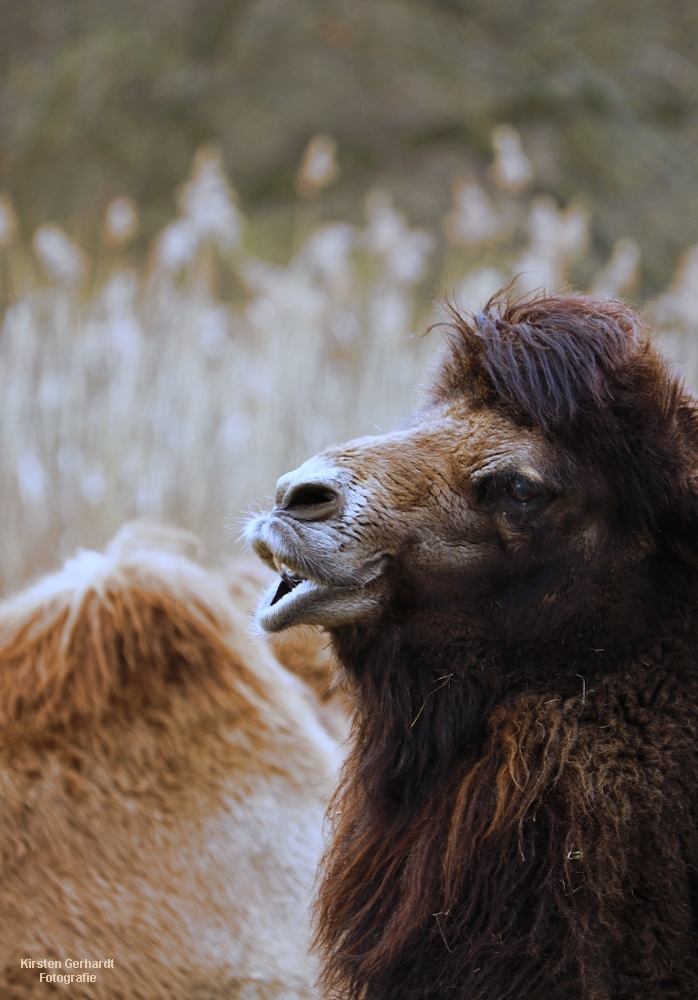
[
  {"xmin": 0, "ymin": 0, "xmax": 698, "ymax": 590},
  {"xmin": 2, "ymin": 0, "xmax": 698, "ymax": 295}
]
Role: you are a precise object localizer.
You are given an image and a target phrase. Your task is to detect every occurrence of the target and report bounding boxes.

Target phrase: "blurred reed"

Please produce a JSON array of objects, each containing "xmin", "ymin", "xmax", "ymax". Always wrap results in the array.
[{"xmin": 0, "ymin": 129, "xmax": 694, "ymax": 591}]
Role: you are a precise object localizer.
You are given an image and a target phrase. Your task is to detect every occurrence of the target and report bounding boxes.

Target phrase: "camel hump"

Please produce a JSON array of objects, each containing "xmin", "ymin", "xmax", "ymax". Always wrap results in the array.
[
  {"xmin": 106, "ymin": 519, "xmax": 203, "ymax": 562},
  {"xmin": 0, "ymin": 521, "xmax": 267, "ymax": 735}
]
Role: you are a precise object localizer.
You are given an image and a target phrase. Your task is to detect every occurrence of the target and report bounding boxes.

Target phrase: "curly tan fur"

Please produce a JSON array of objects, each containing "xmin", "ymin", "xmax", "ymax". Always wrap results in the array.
[{"xmin": 0, "ymin": 523, "xmax": 339, "ymax": 1000}]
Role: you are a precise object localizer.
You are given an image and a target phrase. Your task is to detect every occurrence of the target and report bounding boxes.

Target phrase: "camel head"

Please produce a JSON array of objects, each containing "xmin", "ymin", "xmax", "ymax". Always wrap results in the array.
[{"xmin": 249, "ymin": 295, "xmax": 698, "ymax": 692}]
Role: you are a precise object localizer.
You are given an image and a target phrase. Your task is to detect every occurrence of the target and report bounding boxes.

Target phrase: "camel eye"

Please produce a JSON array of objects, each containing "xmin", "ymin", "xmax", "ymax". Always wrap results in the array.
[
  {"xmin": 506, "ymin": 476, "xmax": 540, "ymax": 503},
  {"xmin": 478, "ymin": 474, "xmax": 544, "ymax": 504}
]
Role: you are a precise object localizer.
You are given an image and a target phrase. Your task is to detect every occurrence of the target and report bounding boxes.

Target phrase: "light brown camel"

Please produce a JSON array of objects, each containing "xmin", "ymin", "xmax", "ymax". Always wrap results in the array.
[
  {"xmin": 249, "ymin": 295, "xmax": 698, "ymax": 1000},
  {"xmin": 0, "ymin": 522, "xmax": 339, "ymax": 1000}
]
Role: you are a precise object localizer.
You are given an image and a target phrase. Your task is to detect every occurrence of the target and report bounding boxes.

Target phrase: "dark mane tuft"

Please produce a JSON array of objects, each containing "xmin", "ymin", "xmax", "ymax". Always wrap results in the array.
[
  {"xmin": 434, "ymin": 294, "xmax": 644, "ymax": 433},
  {"xmin": 432, "ymin": 293, "xmax": 698, "ymax": 536}
]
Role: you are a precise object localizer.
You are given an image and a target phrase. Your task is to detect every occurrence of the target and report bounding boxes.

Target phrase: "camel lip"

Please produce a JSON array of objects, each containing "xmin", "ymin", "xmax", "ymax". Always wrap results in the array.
[
  {"xmin": 248, "ymin": 512, "xmax": 390, "ymax": 631},
  {"xmin": 258, "ymin": 575, "xmax": 335, "ymax": 632},
  {"xmin": 254, "ymin": 544, "xmax": 389, "ymax": 633},
  {"xmin": 270, "ymin": 553, "xmax": 326, "ymax": 588}
]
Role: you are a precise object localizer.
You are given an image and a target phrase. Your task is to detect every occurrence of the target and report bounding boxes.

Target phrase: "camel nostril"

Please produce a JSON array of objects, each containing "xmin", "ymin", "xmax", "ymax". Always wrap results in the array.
[
  {"xmin": 281, "ymin": 482, "xmax": 341, "ymax": 519},
  {"xmin": 287, "ymin": 485, "xmax": 336, "ymax": 507}
]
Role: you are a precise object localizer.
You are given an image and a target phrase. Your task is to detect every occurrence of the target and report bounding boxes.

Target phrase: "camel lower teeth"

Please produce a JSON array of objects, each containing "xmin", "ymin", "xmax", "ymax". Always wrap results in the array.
[{"xmin": 280, "ymin": 564, "xmax": 304, "ymax": 588}]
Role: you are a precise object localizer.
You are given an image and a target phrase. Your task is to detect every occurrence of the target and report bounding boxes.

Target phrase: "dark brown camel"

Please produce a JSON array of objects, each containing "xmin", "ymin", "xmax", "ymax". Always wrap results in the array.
[{"xmin": 249, "ymin": 295, "xmax": 698, "ymax": 1000}]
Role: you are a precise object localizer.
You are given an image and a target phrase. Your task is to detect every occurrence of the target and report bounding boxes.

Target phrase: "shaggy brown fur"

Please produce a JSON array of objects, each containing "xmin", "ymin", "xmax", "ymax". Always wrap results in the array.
[
  {"xmin": 250, "ymin": 295, "xmax": 698, "ymax": 999},
  {"xmin": 0, "ymin": 523, "xmax": 338, "ymax": 999}
]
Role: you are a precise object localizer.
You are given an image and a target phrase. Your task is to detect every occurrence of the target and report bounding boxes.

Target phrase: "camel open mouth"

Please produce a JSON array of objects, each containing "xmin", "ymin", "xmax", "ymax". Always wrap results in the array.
[
  {"xmin": 255, "ymin": 548, "xmax": 387, "ymax": 633},
  {"xmin": 259, "ymin": 556, "xmax": 337, "ymax": 632},
  {"xmin": 270, "ymin": 563, "xmax": 308, "ymax": 606}
]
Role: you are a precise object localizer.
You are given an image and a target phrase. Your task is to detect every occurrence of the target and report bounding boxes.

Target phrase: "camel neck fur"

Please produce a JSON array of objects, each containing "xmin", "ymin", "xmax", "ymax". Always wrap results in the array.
[{"xmin": 317, "ymin": 550, "xmax": 698, "ymax": 1000}]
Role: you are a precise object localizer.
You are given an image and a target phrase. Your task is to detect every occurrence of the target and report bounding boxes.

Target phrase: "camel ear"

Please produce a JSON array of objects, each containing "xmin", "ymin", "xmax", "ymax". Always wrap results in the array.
[
  {"xmin": 659, "ymin": 464, "xmax": 698, "ymax": 569},
  {"xmin": 660, "ymin": 404, "xmax": 698, "ymax": 569},
  {"xmin": 667, "ymin": 526, "xmax": 698, "ymax": 569},
  {"xmin": 654, "ymin": 380, "xmax": 698, "ymax": 569}
]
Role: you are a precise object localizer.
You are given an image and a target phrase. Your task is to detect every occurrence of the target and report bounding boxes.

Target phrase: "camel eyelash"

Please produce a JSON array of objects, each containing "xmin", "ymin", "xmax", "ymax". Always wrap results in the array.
[{"xmin": 476, "ymin": 473, "xmax": 548, "ymax": 505}]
